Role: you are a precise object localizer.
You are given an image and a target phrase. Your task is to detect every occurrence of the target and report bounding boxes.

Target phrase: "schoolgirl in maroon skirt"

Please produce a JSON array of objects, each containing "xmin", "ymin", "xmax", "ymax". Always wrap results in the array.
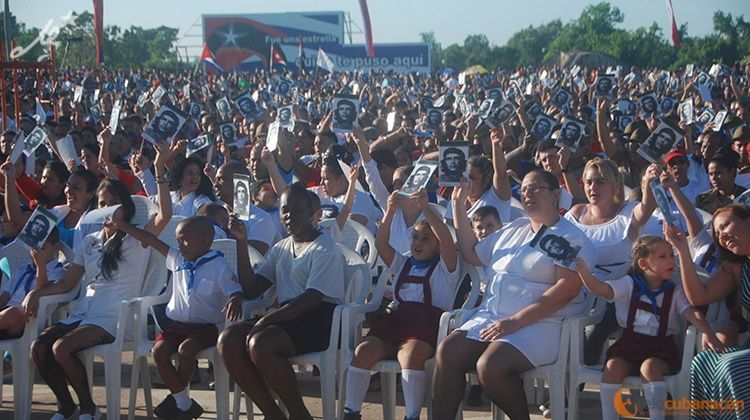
[
  {"xmin": 574, "ymin": 233, "xmax": 724, "ymax": 420},
  {"xmin": 343, "ymin": 189, "xmax": 460, "ymax": 420}
]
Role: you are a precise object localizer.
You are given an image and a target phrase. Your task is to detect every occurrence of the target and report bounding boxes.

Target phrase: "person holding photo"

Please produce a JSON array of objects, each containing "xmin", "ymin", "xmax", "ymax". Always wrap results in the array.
[
  {"xmin": 432, "ymin": 170, "xmax": 594, "ymax": 420},
  {"xmin": 343, "ymin": 188, "xmax": 458, "ymax": 420},
  {"xmin": 573, "ymin": 233, "xmax": 722, "ymax": 420},
  {"xmin": 3, "ymin": 161, "xmax": 99, "ymax": 250},
  {"xmin": 563, "ymin": 158, "xmax": 658, "ymax": 365},
  {"xmin": 167, "ymin": 156, "xmax": 216, "ymax": 217},
  {"xmin": 444, "ymin": 127, "xmax": 511, "ymax": 225},
  {"xmin": 23, "ymin": 176, "xmax": 171, "ymax": 420},
  {"xmin": 0, "ymin": 227, "xmax": 65, "ymax": 339}
]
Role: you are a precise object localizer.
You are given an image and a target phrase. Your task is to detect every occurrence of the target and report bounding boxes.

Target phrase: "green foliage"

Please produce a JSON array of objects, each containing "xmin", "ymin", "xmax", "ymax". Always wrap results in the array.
[
  {"xmin": 427, "ymin": 1, "xmax": 750, "ymax": 72},
  {"xmin": 2, "ymin": 10, "xmax": 179, "ymax": 69},
  {"xmin": 6, "ymin": 3, "xmax": 750, "ymax": 72}
]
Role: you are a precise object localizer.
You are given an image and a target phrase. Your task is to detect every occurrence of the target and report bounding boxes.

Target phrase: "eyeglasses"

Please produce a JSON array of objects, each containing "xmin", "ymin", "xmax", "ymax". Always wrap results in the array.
[{"xmin": 520, "ymin": 184, "xmax": 554, "ymax": 194}]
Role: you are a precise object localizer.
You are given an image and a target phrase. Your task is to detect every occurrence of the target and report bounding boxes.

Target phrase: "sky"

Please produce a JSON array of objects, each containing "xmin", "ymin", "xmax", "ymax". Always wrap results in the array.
[{"xmin": 12, "ymin": 0, "xmax": 749, "ymax": 58}]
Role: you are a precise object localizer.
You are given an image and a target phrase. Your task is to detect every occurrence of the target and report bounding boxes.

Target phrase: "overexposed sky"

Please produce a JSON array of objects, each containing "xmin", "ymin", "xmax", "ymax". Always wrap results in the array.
[{"xmin": 12, "ymin": 0, "xmax": 749, "ymax": 57}]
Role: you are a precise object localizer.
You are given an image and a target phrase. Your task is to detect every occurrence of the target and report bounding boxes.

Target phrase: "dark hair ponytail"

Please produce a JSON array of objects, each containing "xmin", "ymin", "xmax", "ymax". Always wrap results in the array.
[{"xmin": 98, "ymin": 178, "xmax": 135, "ymax": 280}]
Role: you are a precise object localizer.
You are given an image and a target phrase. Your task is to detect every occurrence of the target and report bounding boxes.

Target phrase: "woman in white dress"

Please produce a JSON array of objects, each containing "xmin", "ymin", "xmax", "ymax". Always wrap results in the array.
[
  {"xmin": 431, "ymin": 169, "xmax": 595, "ymax": 420},
  {"xmin": 563, "ymin": 157, "xmax": 657, "ymax": 364},
  {"xmin": 168, "ymin": 155, "xmax": 216, "ymax": 217},
  {"xmin": 22, "ymin": 149, "xmax": 172, "ymax": 420}
]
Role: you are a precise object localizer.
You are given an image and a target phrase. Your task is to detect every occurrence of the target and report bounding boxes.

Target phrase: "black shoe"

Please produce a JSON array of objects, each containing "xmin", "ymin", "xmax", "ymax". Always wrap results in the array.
[
  {"xmin": 153, "ymin": 395, "xmax": 177, "ymax": 419},
  {"xmin": 173, "ymin": 399, "xmax": 204, "ymax": 419},
  {"xmin": 466, "ymin": 384, "xmax": 483, "ymax": 407},
  {"xmin": 343, "ymin": 409, "xmax": 361, "ymax": 420}
]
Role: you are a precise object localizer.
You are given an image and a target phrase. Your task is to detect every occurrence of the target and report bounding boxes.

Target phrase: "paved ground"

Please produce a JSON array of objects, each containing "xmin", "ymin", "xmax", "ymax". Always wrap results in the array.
[{"xmin": 1, "ymin": 357, "xmax": 606, "ymax": 419}]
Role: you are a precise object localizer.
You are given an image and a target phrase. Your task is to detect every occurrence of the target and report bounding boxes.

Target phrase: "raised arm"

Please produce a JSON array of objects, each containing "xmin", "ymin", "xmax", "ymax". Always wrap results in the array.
[
  {"xmin": 336, "ymin": 164, "xmax": 360, "ymax": 231},
  {"xmin": 144, "ymin": 142, "xmax": 172, "ymax": 236},
  {"xmin": 374, "ymin": 191, "xmax": 401, "ymax": 267},
  {"xmin": 595, "ymin": 98, "xmax": 618, "ymax": 159},
  {"xmin": 629, "ymin": 163, "xmax": 659, "ymax": 239},
  {"xmin": 451, "ymin": 181, "xmax": 483, "ymax": 267},
  {"xmin": 664, "ymin": 223, "xmax": 737, "ymax": 306},
  {"xmin": 573, "ymin": 257, "xmax": 614, "ymax": 300},
  {"xmin": 417, "ymin": 188, "xmax": 457, "ymax": 272},
  {"xmin": 109, "ymin": 215, "xmax": 169, "ymax": 256},
  {"xmin": 661, "ymin": 172, "xmax": 703, "ymax": 237},
  {"xmin": 491, "ymin": 127, "xmax": 511, "ymax": 201},
  {"xmin": 227, "ymin": 214, "xmax": 272, "ymax": 298},
  {"xmin": 1, "ymin": 160, "xmax": 29, "ymax": 230},
  {"xmin": 98, "ymin": 128, "xmax": 120, "ymax": 179},
  {"xmin": 260, "ymin": 147, "xmax": 287, "ymax": 196}
]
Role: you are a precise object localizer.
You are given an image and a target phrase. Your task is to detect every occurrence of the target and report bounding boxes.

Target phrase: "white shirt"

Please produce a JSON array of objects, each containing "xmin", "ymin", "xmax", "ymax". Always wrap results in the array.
[
  {"xmin": 608, "ymin": 276, "xmax": 691, "ymax": 337},
  {"xmin": 444, "ymin": 187, "xmax": 511, "ymax": 224},
  {"xmin": 362, "ymin": 158, "xmax": 389, "ymax": 212},
  {"xmin": 1, "ymin": 260, "xmax": 65, "ymax": 308},
  {"xmin": 165, "ymin": 248, "xmax": 242, "ymax": 325},
  {"xmin": 309, "ymin": 186, "xmax": 383, "ymax": 234},
  {"xmin": 256, "ymin": 233, "xmax": 344, "ymax": 304},
  {"xmin": 63, "ymin": 232, "xmax": 150, "ymax": 335},
  {"xmin": 387, "ymin": 253, "xmax": 460, "ymax": 311},
  {"xmin": 169, "ymin": 191, "xmax": 214, "ymax": 217},
  {"xmin": 245, "ymin": 204, "xmax": 279, "ymax": 247}
]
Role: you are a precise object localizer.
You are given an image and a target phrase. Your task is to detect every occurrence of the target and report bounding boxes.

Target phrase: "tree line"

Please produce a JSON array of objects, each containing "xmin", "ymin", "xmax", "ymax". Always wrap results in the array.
[{"xmin": 2, "ymin": 2, "xmax": 749, "ymax": 72}]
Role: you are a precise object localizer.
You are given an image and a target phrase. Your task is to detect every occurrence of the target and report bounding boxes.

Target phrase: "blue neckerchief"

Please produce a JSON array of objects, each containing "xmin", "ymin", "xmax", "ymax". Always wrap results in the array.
[
  {"xmin": 177, "ymin": 250, "xmax": 224, "ymax": 293},
  {"xmin": 12, "ymin": 264, "xmax": 35, "ymax": 296},
  {"xmin": 408, "ymin": 256, "xmax": 438, "ymax": 270},
  {"xmin": 12, "ymin": 261, "xmax": 63, "ymax": 295},
  {"xmin": 632, "ymin": 274, "xmax": 674, "ymax": 315}
]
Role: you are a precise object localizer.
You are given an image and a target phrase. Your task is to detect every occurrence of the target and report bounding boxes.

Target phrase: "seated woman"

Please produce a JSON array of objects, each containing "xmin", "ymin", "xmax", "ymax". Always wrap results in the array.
[
  {"xmin": 166, "ymin": 155, "xmax": 216, "ymax": 217},
  {"xmin": 21, "ymin": 150, "xmax": 172, "ymax": 419},
  {"xmin": 431, "ymin": 169, "xmax": 595, "ymax": 420},
  {"xmin": 673, "ymin": 205, "xmax": 750, "ymax": 420},
  {"xmin": 3, "ymin": 160, "xmax": 99, "ymax": 250},
  {"xmin": 217, "ymin": 182, "xmax": 345, "ymax": 420}
]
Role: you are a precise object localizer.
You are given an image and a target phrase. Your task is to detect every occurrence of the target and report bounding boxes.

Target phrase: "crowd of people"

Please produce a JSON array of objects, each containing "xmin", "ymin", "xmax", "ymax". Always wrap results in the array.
[{"xmin": 0, "ymin": 58, "xmax": 749, "ymax": 420}]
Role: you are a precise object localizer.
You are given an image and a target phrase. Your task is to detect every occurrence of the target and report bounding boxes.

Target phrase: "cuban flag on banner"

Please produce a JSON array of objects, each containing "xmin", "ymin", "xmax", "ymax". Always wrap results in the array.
[
  {"xmin": 200, "ymin": 44, "xmax": 225, "ymax": 73},
  {"xmin": 270, "ymin": 42, "xmax": 288, "ymax": 70},
  {"xmin": 359, "ymin": 0, "xmax": 375, "ymax": 58}
]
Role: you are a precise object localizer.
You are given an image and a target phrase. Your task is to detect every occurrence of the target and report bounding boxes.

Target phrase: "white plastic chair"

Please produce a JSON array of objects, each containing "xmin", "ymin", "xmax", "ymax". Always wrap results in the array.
[
  {"xmin": 341, "ymin": 219, "xmax": 378, "ymax": 275},
  {"xmin": 127, "ymin": 239, "xmax": 239, "ymax": 420},
  {"xmin": 79, "ymin": 246, "xmax": 169, "ymax": 420},
  {"xmin": 339, "ymin": 259, "xmax": 481, "ymax": 420},
  {"xmin": 233, "ymin": 245, "xmax": 371, "ymax": 420},
  {"xmin": 158, "ymin": 215, "xmax": 187, "ymax": 250},
  {"xmin": 567, "ymin": 298, "xmax": 697, "ymax": 420},
  {"xmin": 131, "ymin": 194, "xmax": 159, "ymax": 227},
  {"xmin": 427, "ymin": 290, "xmax": 594, "ymax": 420},
  {"xmin": 2, "ymin": 285, "xmax": 82, "ymax": 420}
]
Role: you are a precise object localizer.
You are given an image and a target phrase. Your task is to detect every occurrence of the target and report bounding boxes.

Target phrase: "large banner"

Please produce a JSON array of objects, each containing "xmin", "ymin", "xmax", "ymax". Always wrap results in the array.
[{"xmin": 202, "ymin": 12, "xmax": 430, "ymax": 73}]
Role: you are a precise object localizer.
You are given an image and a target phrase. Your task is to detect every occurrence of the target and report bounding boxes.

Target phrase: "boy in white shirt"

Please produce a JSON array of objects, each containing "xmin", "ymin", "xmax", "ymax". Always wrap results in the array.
[
  {"xmin": 0, "ymin": 228, "xmax": 65, "ymax": 339},
  {"xmin": 113, "ymin": 216, "xmax": 243, "ymax": 419}
]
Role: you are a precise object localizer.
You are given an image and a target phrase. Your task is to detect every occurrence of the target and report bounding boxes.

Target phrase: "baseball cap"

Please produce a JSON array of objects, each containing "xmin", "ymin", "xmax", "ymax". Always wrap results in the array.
[{"xmin": 663, "ymin": 148, "xmax": 687, "ymax": 164}]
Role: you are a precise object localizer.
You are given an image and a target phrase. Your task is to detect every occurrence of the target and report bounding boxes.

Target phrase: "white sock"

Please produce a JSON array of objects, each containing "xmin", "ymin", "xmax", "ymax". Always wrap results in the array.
[
  {"xmin": 172, "ymin": 389, "xmax": 191, "ymax": 411},
  {"xmin": 643, "ymin": 381, "xmax": 666, "ymax": 420},
  {"xmin": 599, "ymin": 383, "xmax": 621, "ymax": 420},
  {"xmin": 402, "ymin": 369, "xmax": 427, "ymax": 419},
  {"xmin": 345, "ymin": 366, "xmax": 371, "ymax": 413}
]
